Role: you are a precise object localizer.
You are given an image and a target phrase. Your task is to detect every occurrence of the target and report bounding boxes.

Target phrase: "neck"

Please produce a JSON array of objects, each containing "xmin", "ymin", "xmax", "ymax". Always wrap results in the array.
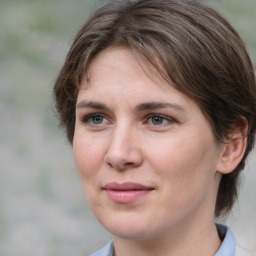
[{"xmin": 113, "ymin": 220, "xmax": 222, "ymax": 256}]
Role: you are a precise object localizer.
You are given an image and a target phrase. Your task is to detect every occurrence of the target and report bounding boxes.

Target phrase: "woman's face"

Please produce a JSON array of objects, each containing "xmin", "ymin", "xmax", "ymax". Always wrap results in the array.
[{"xmin": 73, "ymin": 47, "xmax": 224, "ymax": 241}]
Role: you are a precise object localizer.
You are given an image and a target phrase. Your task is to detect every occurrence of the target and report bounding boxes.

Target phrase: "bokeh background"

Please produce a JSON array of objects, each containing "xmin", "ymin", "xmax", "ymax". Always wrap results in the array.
[{"xmin": 0, "ymin": 0, "xmax": 255, "ymax": 255}]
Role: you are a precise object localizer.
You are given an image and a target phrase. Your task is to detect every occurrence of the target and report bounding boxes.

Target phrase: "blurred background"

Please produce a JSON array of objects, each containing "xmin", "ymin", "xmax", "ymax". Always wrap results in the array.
[{"xmin": 0, "ymin": 0, "xmax": 255, "ymax": 255}]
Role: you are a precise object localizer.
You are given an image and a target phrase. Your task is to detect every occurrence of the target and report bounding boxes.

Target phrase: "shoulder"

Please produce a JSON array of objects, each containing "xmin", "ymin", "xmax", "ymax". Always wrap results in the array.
[
  {"xmin": 215, "ymin": 224, "xmax": 255, "ymax": 256},
  {"xmin": 89, "ymin": 241, "xmax": 114, "ymax": 256},
  {"xmin": 236, "ymin": 245, "xmax": 255, "ymax": 256}
]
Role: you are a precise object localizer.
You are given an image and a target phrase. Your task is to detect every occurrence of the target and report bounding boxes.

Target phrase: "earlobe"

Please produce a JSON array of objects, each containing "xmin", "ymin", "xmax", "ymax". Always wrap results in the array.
[{"xmin": 217, "ymin": 117, "xmax": 248, "ymax": 174}]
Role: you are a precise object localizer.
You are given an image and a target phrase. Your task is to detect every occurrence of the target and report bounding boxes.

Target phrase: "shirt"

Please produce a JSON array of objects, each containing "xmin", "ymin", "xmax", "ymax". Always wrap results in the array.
[{"xmin": 89, "ymin": 225, "xmax": 253, "ymax": 256}]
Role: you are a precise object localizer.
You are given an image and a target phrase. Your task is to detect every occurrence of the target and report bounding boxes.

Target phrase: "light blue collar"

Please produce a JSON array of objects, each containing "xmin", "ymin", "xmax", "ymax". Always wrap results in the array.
[
  {"xmin": 215, "ymin": 224, "xmax": 236, "ymax": 256},
  {"xmin": 89, "ymin": 240, "xmax": 114, "ymax": 256},
  {"xmin": 90, "ymin": 225, "xmax": 236, "ymax": 256}
]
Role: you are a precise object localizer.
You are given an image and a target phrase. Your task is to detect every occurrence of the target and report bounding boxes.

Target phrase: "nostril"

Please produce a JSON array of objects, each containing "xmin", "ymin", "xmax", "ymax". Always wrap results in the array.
[
  {"xmin": 106, "ymin": 161, "xmax": 133, "ymax": 170},
  {"xmin": 104, "ymin": 147, "xmax": 143, "ymax": 170}
]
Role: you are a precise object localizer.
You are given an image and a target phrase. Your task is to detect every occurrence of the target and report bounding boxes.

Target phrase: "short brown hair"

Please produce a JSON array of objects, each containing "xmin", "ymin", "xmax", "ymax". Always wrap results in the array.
[{"xmin": 54, "ymin": 0, "xmax": 256, "ymax": 217}]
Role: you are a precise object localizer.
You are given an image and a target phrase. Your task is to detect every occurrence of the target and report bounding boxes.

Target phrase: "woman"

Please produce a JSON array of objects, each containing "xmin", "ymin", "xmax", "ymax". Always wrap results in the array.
[{"xmin": 54, "ymin": 0, "xmax": 256, "ymax": 255}]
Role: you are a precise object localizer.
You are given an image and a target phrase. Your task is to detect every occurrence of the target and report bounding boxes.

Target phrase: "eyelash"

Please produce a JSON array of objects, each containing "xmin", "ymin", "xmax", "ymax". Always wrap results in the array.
[
  {"xmin": 80, "ymin": 113, "xmax": 176, "ymax": 127},
  {"xmin": 81, "ymin": 113, "xmax": 110, "ymax": 125},
  {"xmin": 145, "ymin": 114, "xmax": 175, "ymax": 126}
]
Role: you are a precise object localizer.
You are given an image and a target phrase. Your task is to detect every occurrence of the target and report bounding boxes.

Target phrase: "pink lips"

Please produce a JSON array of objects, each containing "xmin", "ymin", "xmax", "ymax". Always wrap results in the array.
[{"xmin": 103, "ymin": 182, "xmax": 154, "ymax": 203}]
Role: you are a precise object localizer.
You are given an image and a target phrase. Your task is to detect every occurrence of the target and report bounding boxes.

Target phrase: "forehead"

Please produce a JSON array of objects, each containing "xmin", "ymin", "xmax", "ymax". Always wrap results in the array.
[
  {"xmin": 83, "ymin": 46, "xmax": 173, "ymax": 92},
  {"xmin": 78, "ymin": 47, "xmax": 202, "ymax": 112}
]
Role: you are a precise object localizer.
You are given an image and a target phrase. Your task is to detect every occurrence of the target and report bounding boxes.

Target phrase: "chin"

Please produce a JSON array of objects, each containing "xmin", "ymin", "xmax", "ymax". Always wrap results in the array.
[{"xmin": 97, "ymin": 212, "xmax": 154, "ymax": 240}]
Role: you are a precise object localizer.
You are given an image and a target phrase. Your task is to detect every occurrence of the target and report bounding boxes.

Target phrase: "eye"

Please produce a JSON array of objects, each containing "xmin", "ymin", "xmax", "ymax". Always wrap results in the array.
[
  {"xmin": 90, "ymin": 115, "xmax": 105, "ymax": 124},
  {"xmin": 146, "ymin": 114, "xmax": 174, "ymax": 126},
  {"xmin": 150, "ymin": 116, "xmax": 165, "ymax": 125},
  {"xmin": 81, "ymin": 113, "xmax": 109, "ymax": 126}
]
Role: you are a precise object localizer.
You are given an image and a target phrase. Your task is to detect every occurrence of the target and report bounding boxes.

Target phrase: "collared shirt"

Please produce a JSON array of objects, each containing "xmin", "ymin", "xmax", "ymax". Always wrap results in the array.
[
  {"xmin": 215, "ymin": 225, "xmax": 236, "ymax": 256},
  {"xmin": 89, "ymin": 225, "xmax": 252, "ymax": 256},
  {"xmin": 89, "ymin": 241, "xmax": 114, "ymax": 256}
]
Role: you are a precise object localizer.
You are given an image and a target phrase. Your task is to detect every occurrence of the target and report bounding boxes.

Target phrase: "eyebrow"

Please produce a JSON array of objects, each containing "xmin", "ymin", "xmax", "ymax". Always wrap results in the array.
[
  {"xmin": 76, "ymin": 100, "xmax": 185, "ymax": 112},
  {"xmin": 135, "ymin": 102, "xmax": 185, "ymax": 112},
  {"xmin": 76, "ymin": 101, "xmax": 109, "ymax": 110}
]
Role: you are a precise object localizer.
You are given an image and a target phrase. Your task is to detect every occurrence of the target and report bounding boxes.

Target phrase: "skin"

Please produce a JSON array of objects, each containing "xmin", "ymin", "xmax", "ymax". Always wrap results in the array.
[{"xmin": 73, "ymin": 47, "xmax": 247, "ymax": 256}]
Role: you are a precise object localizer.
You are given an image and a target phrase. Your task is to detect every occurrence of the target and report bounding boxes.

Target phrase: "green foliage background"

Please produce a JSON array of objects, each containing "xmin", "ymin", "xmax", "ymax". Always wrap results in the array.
[{"xmin": 0, "ymin": 0, "xmax": 255, "ymax": 255}]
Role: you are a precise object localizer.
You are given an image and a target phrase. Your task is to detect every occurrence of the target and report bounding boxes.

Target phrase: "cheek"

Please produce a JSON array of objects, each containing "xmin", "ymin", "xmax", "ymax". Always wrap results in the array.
[
  {"xmin": 73, "ymin": 136, "xmax": 106, "ymax": 207},
  {"xmin": 148, "ymin": 133, "xmax": 218, "ymax": 198},
  {"xmin": 73, "ymin": 134, "xmax": 105, "ymax": 179}
]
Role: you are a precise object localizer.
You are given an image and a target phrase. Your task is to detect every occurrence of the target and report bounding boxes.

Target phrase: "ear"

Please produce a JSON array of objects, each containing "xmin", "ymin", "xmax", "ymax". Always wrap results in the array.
[{"xmin": 216, "ymin": 117, "xmax": 248, "ymax": 174}]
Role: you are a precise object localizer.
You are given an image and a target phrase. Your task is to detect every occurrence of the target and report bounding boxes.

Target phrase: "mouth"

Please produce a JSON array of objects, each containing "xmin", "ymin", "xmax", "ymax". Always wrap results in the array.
[{"xmin": 103, "ymin": 182, "xmax": 155, "ymax": 204}]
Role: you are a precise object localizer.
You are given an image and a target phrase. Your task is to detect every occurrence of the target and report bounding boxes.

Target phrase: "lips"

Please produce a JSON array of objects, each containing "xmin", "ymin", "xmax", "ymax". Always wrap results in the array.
[{"xmin": 103, "ymin": 182, "xmax": 154, "ymax": 203}]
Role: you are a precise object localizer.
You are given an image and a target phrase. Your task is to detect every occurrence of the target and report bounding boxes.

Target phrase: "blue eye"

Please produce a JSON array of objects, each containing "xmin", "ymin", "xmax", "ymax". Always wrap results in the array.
[
  {"xmin": 147, "ymin": 114, "xmax": 174, "ymax": 126},
  {"xmin": 150, "ymin": 116, "xmax": 165, "ymax": 125},
  {"xmin": 91, "ymin": 115, "xmax": 105, "ymax": 124},
  {"xmin": 82, "ymin": 114, "xmax": 108, "ymax": 125}
]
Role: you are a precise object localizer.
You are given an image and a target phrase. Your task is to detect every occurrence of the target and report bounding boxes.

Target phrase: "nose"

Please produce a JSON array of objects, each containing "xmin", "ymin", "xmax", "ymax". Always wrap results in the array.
[{"xmin": 104, "ymin": 126, "xmax": 143, "ymax": 170}]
